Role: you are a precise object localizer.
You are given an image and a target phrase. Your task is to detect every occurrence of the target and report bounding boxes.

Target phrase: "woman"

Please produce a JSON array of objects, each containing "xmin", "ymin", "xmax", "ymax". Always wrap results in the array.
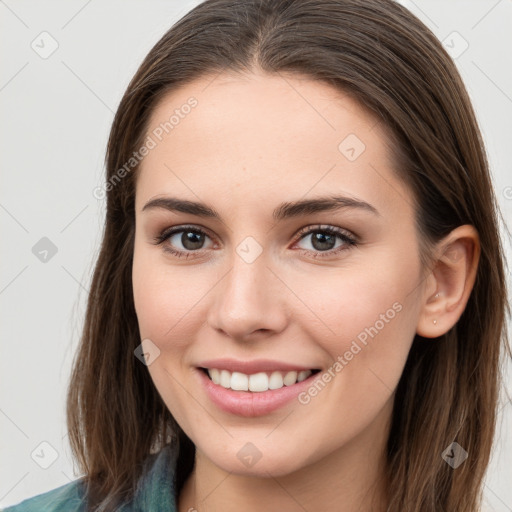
[{"xmin": 4, "ymin": 0, "xmax": 509, "ymax": 510}]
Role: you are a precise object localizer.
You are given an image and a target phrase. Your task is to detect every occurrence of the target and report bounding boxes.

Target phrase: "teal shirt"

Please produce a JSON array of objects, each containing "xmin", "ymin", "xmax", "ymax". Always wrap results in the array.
[{"xmin": 1, "ymin": 445, "xmax": 179, "ymax": 512}]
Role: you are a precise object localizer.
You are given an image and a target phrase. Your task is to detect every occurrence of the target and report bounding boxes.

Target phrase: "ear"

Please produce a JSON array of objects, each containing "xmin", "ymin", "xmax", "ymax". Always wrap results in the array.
[{"xmin": 416, "ymin": 225, "xmax": 480, "ymax": 338}]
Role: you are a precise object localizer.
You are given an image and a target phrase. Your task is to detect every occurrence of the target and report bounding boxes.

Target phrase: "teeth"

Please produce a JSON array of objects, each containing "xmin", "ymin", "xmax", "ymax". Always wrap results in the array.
[
  {"xmin": 283, "ymin": 371, "xmax": 297, "ymax": 386},
  {"xmin": 231, "ymin": 372, "xmax": 248, "ymax": 391},
  {"xmin": 209, "ymin": 368, "xmax": 220, "ymax": 385},
  {"xmin": 206, "ymin": 368, "xmax": 313, "ymax": 392},
  {"xmin": 297, "ymin": 370, "xmax": 310, "ymax": 382},
  {"xmin": 249, "ymin": 372, "xmax": 268, "ymax": 392},
  {"xmin": 268, "ymin": 371, "xmax": 283, "ymax": 389},
  {"xmin": 220, "ymin": 369, "xmax": 231, "ymax": 388}
]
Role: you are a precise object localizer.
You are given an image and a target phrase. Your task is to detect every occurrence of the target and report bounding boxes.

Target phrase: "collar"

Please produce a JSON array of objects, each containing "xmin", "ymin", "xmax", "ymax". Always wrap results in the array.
[{"xmin": 126, "ymin": 444, "xmax": 179, "ymax": 512}]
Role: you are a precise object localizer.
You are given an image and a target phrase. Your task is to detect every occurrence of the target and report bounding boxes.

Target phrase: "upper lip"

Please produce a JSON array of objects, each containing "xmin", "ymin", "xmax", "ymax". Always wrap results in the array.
[{"xmin": 197, "ymin": 358, "xmax": 318, "ymax": 374}]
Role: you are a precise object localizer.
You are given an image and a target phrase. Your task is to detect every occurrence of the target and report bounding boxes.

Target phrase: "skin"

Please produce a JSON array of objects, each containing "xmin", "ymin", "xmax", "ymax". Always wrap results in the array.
[{"xmin": 132, "ymin": 69, "xmax": 480, "ymax": 512}]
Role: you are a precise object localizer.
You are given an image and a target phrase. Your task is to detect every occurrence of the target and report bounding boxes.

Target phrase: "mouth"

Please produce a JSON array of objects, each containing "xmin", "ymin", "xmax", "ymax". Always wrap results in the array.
[
  {"xmin": 194, "ymin": 359, "xmax": 324, "ymax": 416},
  {"xmin": 198, "ymin": 367, "xmax": 322, "ymax": 392}
]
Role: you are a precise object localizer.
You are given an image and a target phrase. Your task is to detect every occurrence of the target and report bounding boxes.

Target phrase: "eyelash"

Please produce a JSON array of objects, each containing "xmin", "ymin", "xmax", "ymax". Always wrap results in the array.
[{"xmin": 152, "ymin": 224, "xmax": 358, "ymax": 260}]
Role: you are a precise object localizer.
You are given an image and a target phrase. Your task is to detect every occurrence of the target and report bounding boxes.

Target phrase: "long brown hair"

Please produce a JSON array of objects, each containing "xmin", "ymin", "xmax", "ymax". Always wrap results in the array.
[{"xmin": 66, "ymin": 0, "xmax": 511, "ymax": 510}]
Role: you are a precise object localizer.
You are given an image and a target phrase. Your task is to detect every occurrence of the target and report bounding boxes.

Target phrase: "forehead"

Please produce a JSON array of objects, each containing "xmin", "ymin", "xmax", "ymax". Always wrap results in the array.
[{"xmin": 136, "ymin": 71, "xmax": 413, "ymax": 219}]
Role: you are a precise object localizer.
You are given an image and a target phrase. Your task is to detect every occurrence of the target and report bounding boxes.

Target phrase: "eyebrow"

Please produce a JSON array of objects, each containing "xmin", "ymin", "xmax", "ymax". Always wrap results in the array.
[{"xmin": 141, "ymin": 195, "xmax": 380, "ymax": 221}]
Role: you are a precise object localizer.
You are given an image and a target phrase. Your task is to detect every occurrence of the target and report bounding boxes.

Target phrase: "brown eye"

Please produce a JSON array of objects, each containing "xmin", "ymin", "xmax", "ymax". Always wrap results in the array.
[
  {"xmin": 153, "ymin": 225, "xmax": 214, "ymax": 258},
  {"xmin": 173, "ymin": 230, "xmax": 207, "ymax": 251},
  {"xmin": 294, "ymin": 226, "xmax": 357, "ymax": 259}
]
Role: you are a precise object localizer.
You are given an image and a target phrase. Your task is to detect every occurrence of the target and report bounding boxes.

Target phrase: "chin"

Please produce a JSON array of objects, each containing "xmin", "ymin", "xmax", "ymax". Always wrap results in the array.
[{"xmin": 199, "ymin": 441, "xmax": 315, "ymax": 478}]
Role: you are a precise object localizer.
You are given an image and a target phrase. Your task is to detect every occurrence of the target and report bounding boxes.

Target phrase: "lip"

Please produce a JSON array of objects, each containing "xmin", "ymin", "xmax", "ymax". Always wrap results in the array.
[
  {"xmin": 196, "ymin": 358, "xmax": 317, "ymax": 374},
  {"xmin": 195, "ymin": 366, "xmax": 321, "ymax": 417}
]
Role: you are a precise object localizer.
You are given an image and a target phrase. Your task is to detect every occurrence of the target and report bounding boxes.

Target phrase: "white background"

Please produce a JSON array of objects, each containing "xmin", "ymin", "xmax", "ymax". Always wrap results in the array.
[{"xmin": 1, "ymin": 0, "xmax": 511, "ymax": 510}]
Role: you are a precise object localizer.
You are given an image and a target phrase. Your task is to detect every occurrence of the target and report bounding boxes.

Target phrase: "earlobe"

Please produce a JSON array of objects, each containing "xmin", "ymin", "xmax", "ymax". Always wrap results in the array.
[{"xmin": 416, "ymin": 225, "xmax": 480, "ymax": 339}]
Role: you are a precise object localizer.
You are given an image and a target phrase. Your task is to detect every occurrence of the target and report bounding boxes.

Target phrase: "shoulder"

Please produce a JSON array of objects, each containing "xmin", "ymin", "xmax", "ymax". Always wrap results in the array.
[
  {"xmin": 1, "ymin": 445, "xmax": 179, "ymax": 512},
  {"xmin": 1, "ymin": 479, "xmax": 86, "ymax": 512}
]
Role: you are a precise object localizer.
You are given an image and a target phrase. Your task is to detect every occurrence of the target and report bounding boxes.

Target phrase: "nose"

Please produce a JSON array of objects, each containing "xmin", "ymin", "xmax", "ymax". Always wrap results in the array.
[{"xmin": 205, "ymin": 248, "xmax": 288, "ymax": 342}]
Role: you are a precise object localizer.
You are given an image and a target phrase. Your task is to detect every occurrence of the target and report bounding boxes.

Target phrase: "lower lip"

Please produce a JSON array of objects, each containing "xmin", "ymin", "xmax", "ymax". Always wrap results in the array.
[{"xmin": 196, "ymin": 368, "xmax": 320, "ymax": 417}]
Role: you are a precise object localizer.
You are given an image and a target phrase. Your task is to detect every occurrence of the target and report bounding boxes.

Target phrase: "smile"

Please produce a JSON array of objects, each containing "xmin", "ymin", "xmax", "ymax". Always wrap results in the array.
[
  {"xmin": 195, "ymin": 362, "xmax": 322, "ymax": 417},
  {"xmin": 201, "ymin": 368, "xmax": 319, "ymax": 392}
]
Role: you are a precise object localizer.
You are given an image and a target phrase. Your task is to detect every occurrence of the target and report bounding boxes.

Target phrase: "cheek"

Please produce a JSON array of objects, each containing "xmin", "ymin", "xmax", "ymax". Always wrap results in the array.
[
  {"xmin": 133, "ymin": 245, "xmax": 196, "ymax": 346},
  {"xmin": 292, "ymin": 262, "xmax": 419, "ymax": 446},
  {"xmin": 304, "ymin": 259, "xmax": 415, "ymax": 333},
  {"xmin": 132, "ymin": 249, "xmax": 204, "ymax": 427},
  {"xmin": 294, "ymin": 247, "xmax": 421, "ymax": 381}
]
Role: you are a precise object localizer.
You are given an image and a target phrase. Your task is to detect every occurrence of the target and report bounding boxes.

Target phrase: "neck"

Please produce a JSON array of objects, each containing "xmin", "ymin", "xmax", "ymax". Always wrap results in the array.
[{"xmin": 178, "ymin": 399, "xmax": 392, "ymax": 512}]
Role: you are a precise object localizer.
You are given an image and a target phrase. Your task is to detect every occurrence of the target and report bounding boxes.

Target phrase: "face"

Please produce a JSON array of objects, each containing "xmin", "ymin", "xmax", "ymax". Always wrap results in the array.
[{"xmin": 132, "ymin": 70, "xmax": 427, "ymax": 477}]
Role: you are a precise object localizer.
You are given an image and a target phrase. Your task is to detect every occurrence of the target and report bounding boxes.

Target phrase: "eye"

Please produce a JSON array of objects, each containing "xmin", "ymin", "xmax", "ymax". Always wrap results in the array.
[
  {"xmin": 293, "ymin": 225, "xmax": 357, "ymax": 259},
  {"xmin": 153, "ymin": 225, "xmax": 214, "ymax": 258},
  {"xmin": 152, "ymin": 224, "xmax": 358, "ymax": 260}
]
